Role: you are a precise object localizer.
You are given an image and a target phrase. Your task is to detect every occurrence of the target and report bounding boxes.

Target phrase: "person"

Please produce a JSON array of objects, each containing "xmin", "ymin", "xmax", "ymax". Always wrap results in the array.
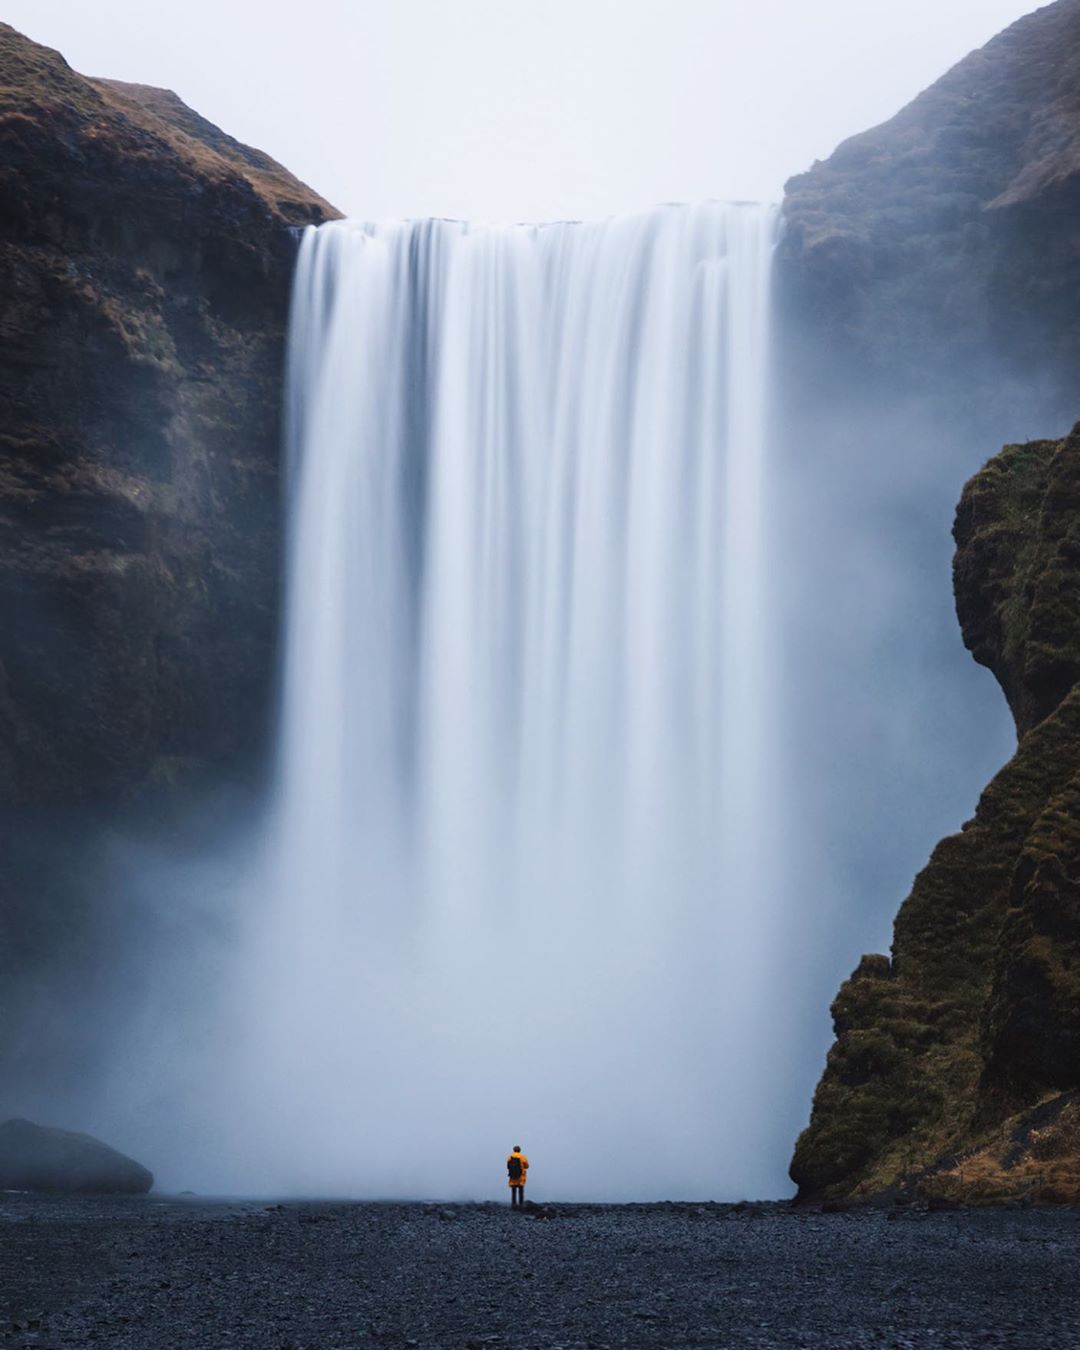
[{"xmin": 507, "ymin": 1145, "xmax": 529, "ymax": 1206}]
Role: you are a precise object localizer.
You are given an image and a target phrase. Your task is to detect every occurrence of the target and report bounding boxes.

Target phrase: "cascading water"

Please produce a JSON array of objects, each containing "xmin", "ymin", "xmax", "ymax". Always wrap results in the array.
[{"xmin": 236, "ymin": 202, "xmax": 785, "ymax": 1199}]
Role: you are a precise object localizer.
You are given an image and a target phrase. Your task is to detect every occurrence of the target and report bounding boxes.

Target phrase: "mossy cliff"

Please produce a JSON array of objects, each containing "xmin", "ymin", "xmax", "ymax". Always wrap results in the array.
[
  {"xmin": 792, "ymin": 426, "xmax": 1080, "ymax": 1204},
  {"xmin": 0, "ymin": 23, "xmax": 337, "ymax": 809}
]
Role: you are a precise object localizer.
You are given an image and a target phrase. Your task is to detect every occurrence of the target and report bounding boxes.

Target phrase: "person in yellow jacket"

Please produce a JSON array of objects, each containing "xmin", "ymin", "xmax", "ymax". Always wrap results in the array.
[{"xmin": 507, "ymin": 1146, "xmax": 529, "ymax": 1206}]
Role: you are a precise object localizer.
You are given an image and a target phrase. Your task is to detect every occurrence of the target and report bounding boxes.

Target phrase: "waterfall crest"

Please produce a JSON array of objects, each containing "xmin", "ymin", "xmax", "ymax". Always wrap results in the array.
[{"xmin": 248, "ymin": 203, "xmax": 783, "ymax": 1199}]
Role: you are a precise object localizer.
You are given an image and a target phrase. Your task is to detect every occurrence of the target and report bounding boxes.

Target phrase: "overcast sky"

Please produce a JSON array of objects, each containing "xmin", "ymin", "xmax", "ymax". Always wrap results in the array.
[{"xmin": 7, "ymin": 0, "xmax": 1042, "ymax": 221}]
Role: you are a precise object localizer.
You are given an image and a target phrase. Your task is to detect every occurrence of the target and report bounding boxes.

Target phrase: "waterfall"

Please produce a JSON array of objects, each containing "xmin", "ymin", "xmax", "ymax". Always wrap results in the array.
[{"xmin": 243, "ymin": 203, "xmax": 784, "ymax": 1199}]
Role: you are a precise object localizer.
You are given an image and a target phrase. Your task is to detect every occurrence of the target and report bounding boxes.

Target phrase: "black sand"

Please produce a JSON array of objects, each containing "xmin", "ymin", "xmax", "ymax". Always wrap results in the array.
[{"xmin": 3, "ymin": 1195, "xmax": 1080, "ymax": 1348}]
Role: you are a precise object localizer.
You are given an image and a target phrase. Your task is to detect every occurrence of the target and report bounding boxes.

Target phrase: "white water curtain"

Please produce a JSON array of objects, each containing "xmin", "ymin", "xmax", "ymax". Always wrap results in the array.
[{"xmin": 231, "ymin": 203, "xmax": 785, "ymax": 1199}]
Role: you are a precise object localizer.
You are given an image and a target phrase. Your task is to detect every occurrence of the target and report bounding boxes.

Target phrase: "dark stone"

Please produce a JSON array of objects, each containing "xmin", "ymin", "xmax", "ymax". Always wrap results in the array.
[
  {"xmin": 0, "ymin": 23, "xmax": 341, "ymax": 1074},
  {"xmin": 0, "ymin": 1117, "xmax": 152, "ymax": 1193},
  {"xmin": 4, "ymin": 1199, "xmax": 1080, "ymax": 1348},
  {"xmin": 0, "ymin": 22, "xmax": 337, "ymax": 815},
  {"xmin": 793, "ymin": 425, "xmax": 1080, "ymax": 1205},
  {"xmin": 778, "ymin": 0, "xmax": 1080, "ymax": 427}
]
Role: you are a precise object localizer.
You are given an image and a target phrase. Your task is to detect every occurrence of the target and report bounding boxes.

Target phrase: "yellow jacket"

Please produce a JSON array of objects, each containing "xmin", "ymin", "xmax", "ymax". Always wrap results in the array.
[{"xmin": 507, "ymin": 1151, "xmax": 529, "ymax": 1187}]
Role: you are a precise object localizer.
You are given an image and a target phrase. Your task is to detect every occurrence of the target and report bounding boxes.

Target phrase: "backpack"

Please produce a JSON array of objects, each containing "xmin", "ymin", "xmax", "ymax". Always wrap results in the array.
[{"xmin": 508, "ymin": 1155, "xmax": 523, "ymax": 1181}]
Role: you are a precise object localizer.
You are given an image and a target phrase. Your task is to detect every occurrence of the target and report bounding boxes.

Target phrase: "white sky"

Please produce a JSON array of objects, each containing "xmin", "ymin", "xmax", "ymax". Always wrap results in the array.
[{"xmin": 6, "ymin": 0, "xmax": 1041, "ymax": 222}]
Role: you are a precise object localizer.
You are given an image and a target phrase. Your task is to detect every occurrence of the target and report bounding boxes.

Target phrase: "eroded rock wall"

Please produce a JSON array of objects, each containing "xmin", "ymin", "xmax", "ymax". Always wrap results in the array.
[
  {"xmin": 0, "ymin": 25, "xmax": 339, "ymax": 1073},
  {"xmin": 0, "ymin": 23, "xmax": 337, "ymax": 810},
  {"xmin": 792, "ymin": 427, "xmax": 1080, "ymax": 1203}
]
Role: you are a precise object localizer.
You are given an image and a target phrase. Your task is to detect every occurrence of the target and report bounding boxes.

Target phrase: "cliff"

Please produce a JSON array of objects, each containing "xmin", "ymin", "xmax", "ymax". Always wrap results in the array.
[
  {"xmin": 0, "ymin": 23, "xmax": 337, "ymax": 810},
  {"xmin": 792, "ymin": 424, "xmax": 1080, "ymax": 1204},
  {"xmin": 778, "ymin": 0, "xmax": 1080, "ymax": 417}
]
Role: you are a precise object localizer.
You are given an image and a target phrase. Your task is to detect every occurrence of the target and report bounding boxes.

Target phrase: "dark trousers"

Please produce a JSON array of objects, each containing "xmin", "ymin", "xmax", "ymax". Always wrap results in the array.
[{"xmin": 510, "ymin": 1184, "xmax": 524, "ymax": 1207}]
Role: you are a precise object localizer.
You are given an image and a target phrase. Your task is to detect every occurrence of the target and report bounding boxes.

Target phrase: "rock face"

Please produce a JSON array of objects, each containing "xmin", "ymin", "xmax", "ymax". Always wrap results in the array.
[
  {"xmin": 792, "ymin": 425, "xmax": 1080, "ymax": 1203},
  {"xmin": 0, "ymin": 1117, "xmax": 152, "ymax": 1193},
  {"xmin": 0, "ymin": 23, "xmax": 337, "ymax": 810},
  {"xmin": 778, "ymin": 0, "xmax": 1080, "ymax": 421},
  {"xmin": 0, "ymin": 24, "xmax": 340, "ymax": 1081}
]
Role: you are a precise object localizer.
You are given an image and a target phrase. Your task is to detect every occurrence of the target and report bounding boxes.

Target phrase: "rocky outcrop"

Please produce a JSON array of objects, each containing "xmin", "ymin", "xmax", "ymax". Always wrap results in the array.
[
  {"xmin": 0, "ymin": 24, "xmax": 340, "ymax": 1069},
  {"xmin": 0, "ymin": 23, "xmax": 337, "ymax": 810},
  {"xmin": 778, "ymin": 0, "xmax": 1080, "ymax": 419},
  {"xmin": 792, "ymin": 425, "xmax": 1080, "ymax": 1204},
  {"xmin": 0, "ymin": 1117, "xmax": 152, "ymax": 1193}
]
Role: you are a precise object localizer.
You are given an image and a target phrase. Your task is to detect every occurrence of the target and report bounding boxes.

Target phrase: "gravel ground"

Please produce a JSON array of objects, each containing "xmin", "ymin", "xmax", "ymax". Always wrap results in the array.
[{"xmin": 2, "ymin": 1195, "xmax": 1080, "ymax": 1349}]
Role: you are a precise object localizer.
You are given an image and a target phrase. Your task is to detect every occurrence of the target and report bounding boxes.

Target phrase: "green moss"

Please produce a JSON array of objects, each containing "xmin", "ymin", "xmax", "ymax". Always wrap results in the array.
[{"xmin": 793, "ymin": 426, "xmax": 1080, "ymax": 1203}]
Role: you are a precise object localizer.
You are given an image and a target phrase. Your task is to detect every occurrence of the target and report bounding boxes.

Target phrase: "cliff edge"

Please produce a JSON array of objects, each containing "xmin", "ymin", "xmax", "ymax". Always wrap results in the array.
[
  {"xmin": 792, "ymin": 424, "xmax": 1080, "ymax": 1204},
  {"xmin": 0, "ymin": 23, "xmax": 337, "ymax": 809},
  {"xmin": 779, "ymin": 0, "xmax": 1080, "ymax": 417}
]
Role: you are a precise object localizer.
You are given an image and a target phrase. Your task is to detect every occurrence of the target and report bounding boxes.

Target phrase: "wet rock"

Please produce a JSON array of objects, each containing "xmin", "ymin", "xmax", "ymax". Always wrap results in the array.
[
  {"xmin": 0, "ymin": 19, "xmax": 339, "ymax": 1091},
  {"xmin": 3, "ymin": 1198, "xmax": 1078, "ymax": 1348},
  {"xmin": 0, "ymin": 22, "xmax": 337, "ymax": 816},
  {"xmin": 0, "ymin": 1118, "xmax": 152, "ymax": 1194},
  {"xmin": 794, "ymin": 425, "xmax": 1080, "ymax": 1205}
]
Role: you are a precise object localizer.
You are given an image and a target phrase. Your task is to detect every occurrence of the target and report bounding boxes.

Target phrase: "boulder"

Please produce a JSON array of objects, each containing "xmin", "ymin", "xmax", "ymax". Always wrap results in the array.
[{"xmin": 0, "ymin": 1117, "xmax": 153, "ymax": 1194}]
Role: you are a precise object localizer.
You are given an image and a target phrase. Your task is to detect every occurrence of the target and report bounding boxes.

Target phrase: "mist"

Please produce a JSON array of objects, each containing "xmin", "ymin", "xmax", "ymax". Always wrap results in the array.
[
  {"xmin": 0, "ymin": 1, "xmax": 1067, "ymax": 1204},
  {"xmin": 11, "ymin": 204, "xmax": 1056, "ymax": 1202},
  {"xmin": 3, "ymin": 0, "xmax": 1040, "ymax": 221}
]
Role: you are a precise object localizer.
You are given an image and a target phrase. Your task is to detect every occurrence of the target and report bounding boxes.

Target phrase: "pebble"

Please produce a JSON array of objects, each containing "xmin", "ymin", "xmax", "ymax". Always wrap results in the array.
[{"xmin": 1, "ymin": 1196, "xmax": 1079, "ymax": 1347}]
